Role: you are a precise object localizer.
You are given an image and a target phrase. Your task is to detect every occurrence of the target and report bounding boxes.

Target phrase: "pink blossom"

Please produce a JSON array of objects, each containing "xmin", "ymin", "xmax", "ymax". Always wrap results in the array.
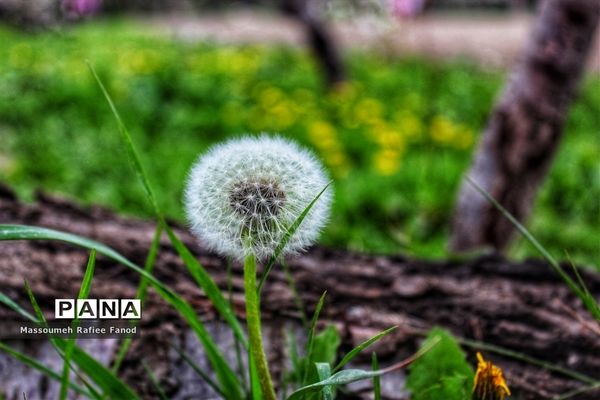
[{"xmin": 391, "ymin": 0, "xmax": 426, "ymax": 19}]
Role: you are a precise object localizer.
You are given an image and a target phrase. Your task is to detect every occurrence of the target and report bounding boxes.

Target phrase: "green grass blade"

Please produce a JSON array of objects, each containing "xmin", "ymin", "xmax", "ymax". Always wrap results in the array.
[
  {"xmin": 226, "ymin": 259, "xmax": 248, "ymax": 393},
  {"xmin": 163, "ymin": 222, "xmax": 247, "ymax": 347},
  {"xmin": 282, "ymin": 261, "xmax": 308, "ymax": 329},
  {"xmin": 257, "ymin": 182, "xmax": 332, "ymax": 295},
  {"xmin": 372, "ymin": 353, "xmax": 381, "ymax": 400},
  {"xmin": 302, "ymin": 291, "xmax": 327, "ymax": 385},
  {"xmin": 171, "ymin": 343, "xmax": 225, "ymax": 398},
  {"xmin": 465, "ymin": 176, "xmax": 600, "ymax": 321},
  {"xmin": 88, "ymin": 62, "xmax": 247, "ymax": 348},
  {"xmin": 112, "ymin": 225, "xmax": 162, "ymax": 374},
  {"xmin": 23, "ymin": 280, "xmax": 139, "ymax": 399},
  {"xmin": 60, "ymin": 250, "xmax": 96, "ymax": 400},
  {"xmin": 456, "ymin": 336, "xmax": 597, "ymax": 385},
  {"xmin": 142, "ymin": 361, "xmax": 169, "ymax": 400},
  {"xmin": 0, "ymin": 291, "xmax": 35, "ymax": 321},
  {"xmin": 0, "ymin": 224, "xmax": 242, "ymax": 399},
  {"xmin": 315, "ymin": 363, "xmax": 333, "ymax": 400},
  {"xmin": 0, "ymin": 342, "xmax": 93, "ymax": 398},
  {"xmin": 332, "ymin": 325, "xmax": 397, "ymax": 373},
  {"xmin": 86, "ymin": 62, "xmax": 160, "ymax": 215},
  {"xmin": 554, "ymin": 382, "xmax": 600, "ymax": 400},
  {"xmin": 565, "ymin": 252, "xmax": 600, "ymax": 320},
  {"xmin": 1, "ymin": 279, "xmax": 100, "ymax": 398}
]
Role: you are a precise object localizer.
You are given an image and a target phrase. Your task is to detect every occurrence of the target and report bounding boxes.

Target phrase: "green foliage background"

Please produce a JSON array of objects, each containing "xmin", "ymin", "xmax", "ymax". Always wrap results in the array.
[{"xmin": 0, "ymin": 21, "xmax": 598, "ymax": 266}]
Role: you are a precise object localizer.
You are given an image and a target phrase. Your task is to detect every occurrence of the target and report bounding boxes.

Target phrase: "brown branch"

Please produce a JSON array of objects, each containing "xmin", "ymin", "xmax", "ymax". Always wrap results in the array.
[{"xmin": 0, "ymin": 186, "xmax": 598, "ymax": 399}]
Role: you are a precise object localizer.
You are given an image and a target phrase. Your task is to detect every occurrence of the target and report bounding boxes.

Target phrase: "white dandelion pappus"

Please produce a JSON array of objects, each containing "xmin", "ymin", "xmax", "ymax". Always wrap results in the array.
[{"xmin": 184, "ymin": 135, "xmax": 331, "ymax": 260}]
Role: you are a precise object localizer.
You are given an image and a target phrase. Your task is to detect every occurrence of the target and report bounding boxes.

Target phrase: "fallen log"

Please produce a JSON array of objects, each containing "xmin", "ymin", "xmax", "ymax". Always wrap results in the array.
[{"xmin": 0, "ymin": 184, "xmax": 598, "ymax": 399}]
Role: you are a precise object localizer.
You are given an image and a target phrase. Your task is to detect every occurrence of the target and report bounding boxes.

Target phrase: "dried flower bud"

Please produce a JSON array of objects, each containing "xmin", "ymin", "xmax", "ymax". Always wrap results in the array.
[
  {"xmin": 473, "ymin": 352, "xmax": 511, "ymax": 400},
  {"xmin": 184, "ymin": 135, "xmax": 331, "ymax": 260}
]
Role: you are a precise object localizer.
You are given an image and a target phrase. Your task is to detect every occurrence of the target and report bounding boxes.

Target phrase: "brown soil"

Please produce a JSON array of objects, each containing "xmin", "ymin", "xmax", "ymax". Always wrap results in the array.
[{"xmin": 0, "ymin": 184, "xmax": 598, "ymax": 399}]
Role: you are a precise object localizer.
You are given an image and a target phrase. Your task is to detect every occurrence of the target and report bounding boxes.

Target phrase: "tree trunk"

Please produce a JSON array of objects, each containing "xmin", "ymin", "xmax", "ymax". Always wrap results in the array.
[
  {"xmin": 279, "ymin": 0, "xmax": 346, "ymax": 88},
  {"xmin": 0, "ymin": 185, "xmax": 598, "ymax": 399},
  {"xmin": 450, "ymin": 0, "xmax": 600, "ymax": 252}
]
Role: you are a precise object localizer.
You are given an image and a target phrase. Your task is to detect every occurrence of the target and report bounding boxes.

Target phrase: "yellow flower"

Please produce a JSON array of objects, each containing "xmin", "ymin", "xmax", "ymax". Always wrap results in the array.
[
  {"xmin": 373, "ymin": 149, "xmax": 401, "ymax": 176},
  {"xmin": 430, "ymin": 115, "xmax": 456, "ymax": 144},
  {"xmin": 355, "ymin": 98, "xmax": 383, "ymax": 125},
  {"xmin": 473, "ymin": 352, "xmax": 511, "ymax": 400}
]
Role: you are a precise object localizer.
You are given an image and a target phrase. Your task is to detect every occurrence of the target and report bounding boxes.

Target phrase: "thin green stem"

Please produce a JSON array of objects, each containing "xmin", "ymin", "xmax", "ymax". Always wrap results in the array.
[
  {"xmin": 282, "ymin": 261, "xmax": 308, "ymax": 329},
  {"xmin": 456, "ymin": 337, "xmax": 597, "ymax": 385},
  {"xmin": 244, "ymin": 252, "xmax": 276, "ymax": 400},
  {"xmin": 553, "ymin": 382, "xmax": 600, "ymax": 400}
]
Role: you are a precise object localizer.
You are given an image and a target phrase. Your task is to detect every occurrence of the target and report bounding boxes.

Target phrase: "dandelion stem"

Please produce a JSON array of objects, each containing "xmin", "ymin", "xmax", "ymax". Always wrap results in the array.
[{"xmin": 244, "ymin": 252, "xmax": 276, "ymax": 400}]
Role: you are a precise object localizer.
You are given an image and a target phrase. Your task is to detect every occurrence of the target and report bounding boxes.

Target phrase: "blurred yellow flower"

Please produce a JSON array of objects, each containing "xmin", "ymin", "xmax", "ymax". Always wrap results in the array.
[
  {"xmin": 373, "ymin": 149, "xmax": 402, "ymax": 176},
  {"xmin": 430, "ymin": 115, "xmax": 456, "ymax": 144},
  {"xmin": 473, "ymin": 353, "xmax": 511, "ymax": 400},
  {"xmin": 309, "ymin": 120, "xmax": 335, "ymax": 142},
  {"xmin": 393, "ymin": 112, "xmax": 423, "ymax": 140},
  {"xmin": 270, "ymin": 102, "xmax": 296, "ymax": 130},
  {"xmin": 355, "ymin": 98, "xmax": 383, "ymax": 125},
  {"xmin": 308, "ymin": 120, "xmax": 350, "ymax": 177},
  {"xmin": 260, "ymin": 87, "xmax": 283, "ymax": 108}
]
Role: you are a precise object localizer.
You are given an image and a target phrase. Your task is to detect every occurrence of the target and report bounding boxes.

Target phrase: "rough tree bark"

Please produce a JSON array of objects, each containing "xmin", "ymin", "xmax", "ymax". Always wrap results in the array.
[
  {"xmin": 279, "ymin": 0, "xmax": 346, "ymax": 88},
  {"xmin": 0, "ymin": 185, "xmax": 599, "ymax": 399},
  {"xmin": 450, "ymin": 0, "xmax": 600, "ymax": 251}
]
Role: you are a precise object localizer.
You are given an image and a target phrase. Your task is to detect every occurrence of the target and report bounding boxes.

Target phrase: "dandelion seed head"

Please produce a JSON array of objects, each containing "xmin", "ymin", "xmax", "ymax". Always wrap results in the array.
[{"xmin": 184, "ymin": 135, "xmax": 331, "ymax": 260}]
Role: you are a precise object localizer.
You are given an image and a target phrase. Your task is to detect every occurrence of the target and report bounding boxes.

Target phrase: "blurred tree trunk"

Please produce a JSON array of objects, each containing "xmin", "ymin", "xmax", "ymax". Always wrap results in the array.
[
  {"xmin": 279, "ymin": 0, "xmax": 346, "ymax": 88},
  {"xmin": 450, "ymin": 0, "xmax": 600, "ymax": 252}
]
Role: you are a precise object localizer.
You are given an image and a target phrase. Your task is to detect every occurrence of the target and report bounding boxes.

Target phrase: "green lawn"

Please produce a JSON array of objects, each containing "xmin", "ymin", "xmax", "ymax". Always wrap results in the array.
[{"xmin": 1, "ymin": 20, "xmax": 598, "ymax": 267}]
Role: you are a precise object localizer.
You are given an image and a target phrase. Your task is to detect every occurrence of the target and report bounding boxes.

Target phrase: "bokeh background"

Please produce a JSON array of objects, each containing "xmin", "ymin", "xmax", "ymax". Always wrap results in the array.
[{"xmin": 1, "ymin": 0, "xmax": 598, "ymax": 266}]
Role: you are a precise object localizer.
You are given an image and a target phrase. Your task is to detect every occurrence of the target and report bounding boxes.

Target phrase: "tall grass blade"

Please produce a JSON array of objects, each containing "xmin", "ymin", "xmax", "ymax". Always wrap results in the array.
[
  {"xmin": 466, "ymin": 176, "xmax": 600, "ymax": 321},
  {"xmin": 372, "ymin": 353, "xmax": 381, "ymax": 400},
  {"xmin": 23, "ymin": 280, "xmax": 136, "ymax": 399},
  {"xmin": 142, "ymin": 361, "xmax": 169, "ymax": 400},
  {"xmin": 0, "ymin": 291, "xmax": 34, "ymax": 321},
  {"xmin": 112, "ymin": 225, "xmax": 162, "ymax": 373},
  {"xmin": 171, "ymin": 343, "xmax": 225, "ymax": 398},
  {"xmin": 332, "ymin": 325, "xmax": 397, "ymax": 373},
  {"xmin": 163, "ymin": 223, "xmax": 247, "ymax": 347},
  {"xmin": 60, "ymin": 250, "xmax": 96, "ymax": 400},
  {"xmin": 86, "ymin": 62, "xmax": 160, "ymax": 215},
  {"xmin": 88, "ymin": 63, "xmax": 246, "ymax": 345},
  {"xmin": 456, "ymin": 336, "xmax": 597, "ymax": 384},
  {"xmin": 283, "ymin": 261, "xmax": 308, "ymax": 329},
  {"xmin": 0, "ymin": 224, "xmax": 242, "ymax": 399},
  {"xmin": 227, "ymin": 259, "xmax": 248, "ymax": 392},
  {"xmin": 302, "ymin": 291, "xmax": 327, "ymax": 385},
  {"xmin": 565, "ymin": 252, "xmax": 600, "ymax": 321},
  {"xmin": 554, "ymin": 382, "xmax": 600, "ymax": 400},
  {"xmin": 257, "ymin": 183, "xmax": 332, "ymax": 295},
  {"xmin": 0, "ymin": 342, "xmax": 93, "ymax": 398}
]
